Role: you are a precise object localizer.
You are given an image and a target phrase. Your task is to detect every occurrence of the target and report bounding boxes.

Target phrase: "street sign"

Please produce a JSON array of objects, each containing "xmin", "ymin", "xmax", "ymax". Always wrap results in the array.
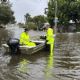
[{"xmin": 53, "ymin": 17, "xmax": 58, "ymax": 23}]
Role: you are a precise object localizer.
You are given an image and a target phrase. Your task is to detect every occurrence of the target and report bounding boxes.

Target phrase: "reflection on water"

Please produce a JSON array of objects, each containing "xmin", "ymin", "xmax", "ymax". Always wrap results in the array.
[
  {"xmin": 0, "ymin": 26, "xmax": 80, "ymax": 80},
  {"xmin": 17, "ymin": 59, "xmax": 29, "ymax": 73},
  {"xmin": 44, "ymin": 52, "xmax": 54, "ymax": 80}
]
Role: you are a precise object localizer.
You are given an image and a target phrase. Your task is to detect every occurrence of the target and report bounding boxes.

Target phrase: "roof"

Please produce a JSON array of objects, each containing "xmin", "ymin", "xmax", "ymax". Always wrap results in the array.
[
  {"xmin": 43, "ymin": 23, "xmax": 50, "ymax": 28},
  {"xmin": 69, "ymin": 20, "xmax": 75, "ymax": 23}
]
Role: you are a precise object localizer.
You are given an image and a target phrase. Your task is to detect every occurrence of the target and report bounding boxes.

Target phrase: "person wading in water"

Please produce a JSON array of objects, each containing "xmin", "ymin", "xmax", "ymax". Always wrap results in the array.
[{"xmin": 45, "ymin": 24, "xmax": 54, "ymax": 54}]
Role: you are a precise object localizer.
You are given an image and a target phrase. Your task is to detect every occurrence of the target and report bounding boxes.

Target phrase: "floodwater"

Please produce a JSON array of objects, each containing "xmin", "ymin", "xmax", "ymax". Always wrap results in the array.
[{"xmin": 0, "ymin": 25, "xmax": 80, "ymax": 80}]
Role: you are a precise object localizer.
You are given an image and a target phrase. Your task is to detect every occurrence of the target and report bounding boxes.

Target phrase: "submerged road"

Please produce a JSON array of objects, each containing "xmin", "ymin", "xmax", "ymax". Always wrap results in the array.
[{"xmin": 0, "ymin": 25, "xmax": 80, "ymax": 80}]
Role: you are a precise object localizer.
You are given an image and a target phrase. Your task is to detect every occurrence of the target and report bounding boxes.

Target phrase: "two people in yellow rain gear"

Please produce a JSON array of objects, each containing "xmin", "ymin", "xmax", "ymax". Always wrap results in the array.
[
  {"xmin": 45, "ymin": 24, "xmax": 55, "ymax": 53},
  {"xmin": 20, "ymin": 24, "xmax": 54, "ymax": 53},
  {"xmin": 20, "ymin": 28, "xmax": 36, "ymax": 47}
]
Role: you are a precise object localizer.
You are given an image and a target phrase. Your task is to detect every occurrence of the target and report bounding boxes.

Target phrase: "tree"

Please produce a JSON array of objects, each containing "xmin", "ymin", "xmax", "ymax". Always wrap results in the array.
[
  {"xmin": 25, "ymin": 22, "xmax": 37, "ymax": 30},
  {"xmin": 24, "ymin": 13, "xmax": 33, "ymax": 23},
  {"xmin": 0, "ymin": 1, "xmax": 15, "ymax": 25},
  {"xmin": 33, "ymin": 15, "xmax": 47, "ymax": 30},
  {"xmin": 24, "ymin": 13, "xmax": 47, "ymax": 30},
  {"xmin": 47, "ymin": 0, "xmax": 80, "ymax": 25}
]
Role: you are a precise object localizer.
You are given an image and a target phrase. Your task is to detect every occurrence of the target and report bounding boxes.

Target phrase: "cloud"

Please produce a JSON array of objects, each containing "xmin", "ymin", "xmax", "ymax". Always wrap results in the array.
[{"xmin": 10, "ymin": 0, "xmax": 48, "ymax": 23}]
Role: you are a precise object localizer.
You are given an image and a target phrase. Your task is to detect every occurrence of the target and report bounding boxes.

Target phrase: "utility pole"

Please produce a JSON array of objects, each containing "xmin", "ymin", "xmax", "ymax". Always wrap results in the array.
[
  {"xmin": 54, "ymin": 0, "xmax": 58, "ymax": 34},
  {"xmin": 46, "ymin": 0, "xmax": 58, "ymax": 33}
]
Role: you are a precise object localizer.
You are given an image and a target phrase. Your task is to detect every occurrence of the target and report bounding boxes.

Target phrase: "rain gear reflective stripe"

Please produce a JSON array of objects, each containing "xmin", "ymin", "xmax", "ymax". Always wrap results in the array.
[{"xmin": 20, "ymin": 32, "xmax": 36, "ymax": 47}]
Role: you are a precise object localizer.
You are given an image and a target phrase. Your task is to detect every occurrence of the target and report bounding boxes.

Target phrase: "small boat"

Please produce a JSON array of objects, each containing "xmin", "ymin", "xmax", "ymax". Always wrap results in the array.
[{"xmin": 2, "ymin": 40, "xmax": 46, "ymax": 54}]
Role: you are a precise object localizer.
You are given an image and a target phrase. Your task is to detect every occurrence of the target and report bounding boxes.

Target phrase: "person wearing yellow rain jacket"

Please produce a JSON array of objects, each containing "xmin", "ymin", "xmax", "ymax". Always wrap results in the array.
[
  {"xmin": 46, "ymin": 25, "xmax": 54, "ymax": 53},
  {"xmin": 20, "ymin": 28, "xmax": 36, "ymax": 47}
]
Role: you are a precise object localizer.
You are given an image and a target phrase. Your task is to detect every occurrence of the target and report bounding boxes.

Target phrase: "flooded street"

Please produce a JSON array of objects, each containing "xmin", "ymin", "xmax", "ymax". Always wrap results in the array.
[{"xmin": 0, "ymin": 26, "xmax": 80, "ymax": 80}]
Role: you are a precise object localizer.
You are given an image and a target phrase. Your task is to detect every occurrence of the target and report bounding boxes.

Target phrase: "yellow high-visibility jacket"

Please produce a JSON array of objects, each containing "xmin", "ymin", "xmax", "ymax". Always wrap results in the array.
[
  {"xmin": 46, "ymin": 27, "xmax": 54, "ymax": 44},
  {"xmin": 20, "ymin": 32, "xmax": 36, "ymax": 47}
]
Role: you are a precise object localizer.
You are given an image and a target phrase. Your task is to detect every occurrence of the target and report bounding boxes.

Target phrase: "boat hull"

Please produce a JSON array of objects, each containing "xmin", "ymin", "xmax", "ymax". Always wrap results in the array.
[{"xmin": 2, "ymin": 41, "xmax": 45, "ymax": 54}]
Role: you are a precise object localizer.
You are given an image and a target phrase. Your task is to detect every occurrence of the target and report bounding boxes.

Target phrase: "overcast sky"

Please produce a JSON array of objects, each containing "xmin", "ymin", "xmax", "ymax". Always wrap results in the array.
[{"xmin": 10, "ymin": 0, "xmax": 48, "ymax": 23}]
